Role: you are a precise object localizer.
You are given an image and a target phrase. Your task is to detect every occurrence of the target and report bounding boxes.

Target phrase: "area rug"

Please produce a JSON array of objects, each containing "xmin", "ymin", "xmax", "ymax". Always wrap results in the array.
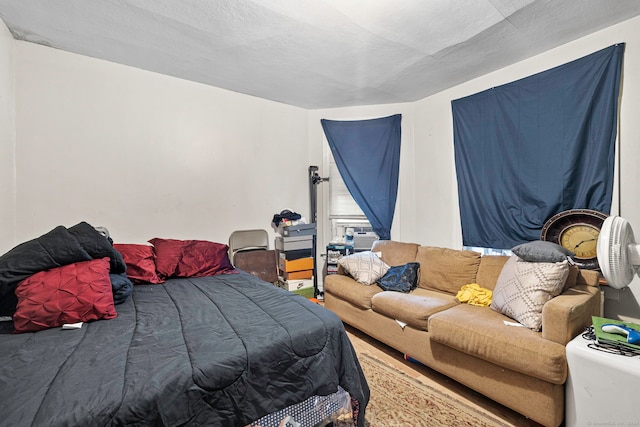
[{"xmin": 335, "ymin": 353, "xmax": 516, "ymax": 427}]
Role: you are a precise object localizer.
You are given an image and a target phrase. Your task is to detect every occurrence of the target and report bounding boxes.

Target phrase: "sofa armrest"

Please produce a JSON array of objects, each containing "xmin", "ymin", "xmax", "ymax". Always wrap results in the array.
[{"xmin": 541, "ymin": 284, "xmax": 601, "ymax": 345}]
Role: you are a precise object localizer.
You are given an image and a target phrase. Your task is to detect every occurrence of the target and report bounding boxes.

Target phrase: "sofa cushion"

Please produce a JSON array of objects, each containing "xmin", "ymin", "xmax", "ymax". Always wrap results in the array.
[
  {"xmin": 429, "ymin": 304, "xmax": 568, "ymax": 384},
  {"xmin": 475, "ymin": 255, "xmax": 509, "ymax": 291},
  {"xmin": 338, "ymin": 251, "xmax": 390, "ymax": 285},
  {"xmin": 490, "ymin": 255, "xmax": 569, "ymax": 331},
  {"xmin": 415, "ymin": 246, "xmax": 481, "ymax": 294},
  {"xmin": 324, "ymin": 273, "xmax": 383, "ymax": 310},
  {"xmin": 371, "ymin": 288, "xmax": 458, "ymax": 331},
  {"xmin": 371, "ymin": 240, "xmax": 419, "ymax": 266}
]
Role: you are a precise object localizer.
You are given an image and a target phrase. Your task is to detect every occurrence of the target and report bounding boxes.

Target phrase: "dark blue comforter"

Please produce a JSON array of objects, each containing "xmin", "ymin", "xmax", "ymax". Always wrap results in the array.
[{"xmin": 0, "ymin": 271, "xmax": 369, "ymax": 426}]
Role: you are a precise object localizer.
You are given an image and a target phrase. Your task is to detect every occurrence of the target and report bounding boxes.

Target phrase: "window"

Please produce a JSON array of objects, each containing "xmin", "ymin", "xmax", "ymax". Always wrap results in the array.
[
  {"xmin": 329, "ymin": 160, "xmax": 366, "ymax": 219},
  {"xmin": 463, "ymin": 246, "xmax": 512, "ymax": 256},
  {"xmin": 328, "ymin": 157, "xmax": 374, "ymax": 242}
]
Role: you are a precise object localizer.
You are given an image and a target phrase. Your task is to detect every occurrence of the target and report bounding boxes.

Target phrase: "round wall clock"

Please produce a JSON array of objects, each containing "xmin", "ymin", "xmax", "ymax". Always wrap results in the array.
[{"xmin": 540, "ymin": 209, "xmax": 609, "ymax": 270}]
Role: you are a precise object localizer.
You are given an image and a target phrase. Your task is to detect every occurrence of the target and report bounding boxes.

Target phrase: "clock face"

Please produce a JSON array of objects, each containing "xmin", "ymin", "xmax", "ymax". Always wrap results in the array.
[
  {"xmin": 540, "ymin": 209, "xmax": 608, "ymax": 270},
  {"xmin": 559, "ymin": 223, "xmax": 600, "ymax": 259}
]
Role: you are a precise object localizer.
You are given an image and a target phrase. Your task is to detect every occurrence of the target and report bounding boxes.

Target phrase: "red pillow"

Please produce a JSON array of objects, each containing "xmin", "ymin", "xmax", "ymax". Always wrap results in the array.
[
  {"xmin": 13, "ymin": 258, "xmax": 117, "ymax": 333},
  {"xmin": 148, "ymin": 238, "xmax": 235, "ymax": 278},
  {"xmin": 113, "ymin": 244, "xmax": 164, "ymax": 284}
]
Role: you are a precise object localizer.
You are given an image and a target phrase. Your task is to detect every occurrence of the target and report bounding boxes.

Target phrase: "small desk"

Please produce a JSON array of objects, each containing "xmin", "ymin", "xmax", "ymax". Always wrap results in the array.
[{"xmin": 565, "ymin": 333, "xmax": 640, "ymax": 426}]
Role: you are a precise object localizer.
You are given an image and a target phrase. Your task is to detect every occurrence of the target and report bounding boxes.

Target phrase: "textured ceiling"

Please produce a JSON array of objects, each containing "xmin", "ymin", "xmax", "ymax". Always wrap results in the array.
[{"xmin": 1, "ymin": 0, "xmax": 639, "ymax": 109}]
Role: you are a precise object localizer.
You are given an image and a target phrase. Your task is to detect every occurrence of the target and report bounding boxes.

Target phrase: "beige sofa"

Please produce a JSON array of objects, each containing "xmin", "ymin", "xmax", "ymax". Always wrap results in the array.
[{"xmin": 324, "ymin": 240, "xmax": 601, "ymax": 427}]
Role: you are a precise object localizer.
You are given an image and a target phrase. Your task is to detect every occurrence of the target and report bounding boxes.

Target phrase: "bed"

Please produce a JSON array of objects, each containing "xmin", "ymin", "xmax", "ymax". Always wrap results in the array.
[{"xmin": 0, "ymin": 224, "xmax": 369, "ymax": 427}]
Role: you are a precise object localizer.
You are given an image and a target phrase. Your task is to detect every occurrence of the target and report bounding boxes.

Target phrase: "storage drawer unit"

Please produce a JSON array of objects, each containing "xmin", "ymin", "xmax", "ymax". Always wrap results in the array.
[
  {"xmin": 275, "ymin": 235, "xmax": 313, "ymax": 251},
  {"xmin": 278, "ymin": 256, "xmax": 314, "ymax": 272},
  {"xmin": 280, "ymin": 223, "xmax": 316, "ymax": 237},
  {"xmin": 277, "ymin": 279, "xmax": 313, "ymax": 292},
  {"xmin": 276, "ymin": 248, "xmax": 313, "ymax": 261},
  {"xmin": 280, "ymin": 270, "xmax": 313, "ymax": 280}
]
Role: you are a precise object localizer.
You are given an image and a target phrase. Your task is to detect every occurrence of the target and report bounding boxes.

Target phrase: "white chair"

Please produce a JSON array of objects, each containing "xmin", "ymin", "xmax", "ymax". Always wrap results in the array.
[{"xmin": 228, "ymin": 229, "xmax": 278, "ymax": 284}]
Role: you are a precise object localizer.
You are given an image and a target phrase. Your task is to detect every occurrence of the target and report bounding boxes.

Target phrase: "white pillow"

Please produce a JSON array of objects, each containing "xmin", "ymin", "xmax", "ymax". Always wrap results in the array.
[
  {"xmin": 338, "ymin": 251, "xmax": 390, "ymax": 285},
  {"xmin": 490, "ymin": 255, "xmax": 569, "ymax": 331}
]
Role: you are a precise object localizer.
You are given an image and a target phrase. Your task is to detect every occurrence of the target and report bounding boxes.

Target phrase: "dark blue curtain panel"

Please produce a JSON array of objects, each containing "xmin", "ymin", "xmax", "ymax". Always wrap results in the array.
[
  {"xmin": 452, "ymin": 44, "xmax": 624, "ymax": 249},
  {"xmin": 321, "ymin": 114, "xmax": 402, "ymax": 240}
]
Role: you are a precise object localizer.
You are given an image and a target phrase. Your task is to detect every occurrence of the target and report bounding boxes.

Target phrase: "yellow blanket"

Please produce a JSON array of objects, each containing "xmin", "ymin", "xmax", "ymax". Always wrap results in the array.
[{"xmin": 456, "ymin": 283, "xmax": 492, "ymax": 306}]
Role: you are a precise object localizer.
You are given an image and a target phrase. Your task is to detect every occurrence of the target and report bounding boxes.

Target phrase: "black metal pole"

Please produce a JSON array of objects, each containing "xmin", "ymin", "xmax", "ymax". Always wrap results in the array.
[{"xmin": 309, "ymin": 166, "xmax": 328, "ymax": 298}]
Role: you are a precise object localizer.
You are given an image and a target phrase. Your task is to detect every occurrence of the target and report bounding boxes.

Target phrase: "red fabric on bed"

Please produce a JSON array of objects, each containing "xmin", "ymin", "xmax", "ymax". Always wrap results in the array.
[
  {"xmin": 113, "ymin": 243, "xmax": 164, "ymax": 284},
  {"xmin": 13, "ymin": 258, "xmax": 117, "ymax": 333},
  {"xmin": 149, "ymin": 238, "xmax": 235, "ymax": 279}
]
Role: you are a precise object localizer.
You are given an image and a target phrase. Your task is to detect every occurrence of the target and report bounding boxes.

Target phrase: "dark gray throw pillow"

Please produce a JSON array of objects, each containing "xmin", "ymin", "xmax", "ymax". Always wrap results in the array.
[
  {"xmin": 376, "ymin": 262, "xmax": 420, "ymax": 293},
  {"xmin": 511, "ymin": 240, "xmax": 574, "ymax": 263}
]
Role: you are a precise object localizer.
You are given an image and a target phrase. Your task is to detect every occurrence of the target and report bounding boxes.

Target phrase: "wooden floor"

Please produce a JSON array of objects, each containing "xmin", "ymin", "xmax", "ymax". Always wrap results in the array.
[{"xmin": 343, "ymin": 324, "xmax": 542, "ymax": 427}]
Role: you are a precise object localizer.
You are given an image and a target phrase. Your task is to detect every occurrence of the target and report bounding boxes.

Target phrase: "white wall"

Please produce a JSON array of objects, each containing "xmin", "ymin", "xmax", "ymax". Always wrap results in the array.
[
  {"xmin": 14, "ymin": 42, "xmax": 309, "ymax": 247},
  {"xmin": 0, "ymin": 20, "xmax": 15, "ymax": 254},
  {"xmin": 412, "ymin": 15, "xmax": 640, "ymax": 320}
]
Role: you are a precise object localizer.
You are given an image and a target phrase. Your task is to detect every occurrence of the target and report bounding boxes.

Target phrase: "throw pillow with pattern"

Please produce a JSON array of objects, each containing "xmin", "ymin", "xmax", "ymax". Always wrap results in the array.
[
  {"xmin": 490, "ymin": 255, "xmax": 569, "ymax": 331},
  {"xmin": 338, "ymin": 251, "xmax": 390, "ymax": 285}
]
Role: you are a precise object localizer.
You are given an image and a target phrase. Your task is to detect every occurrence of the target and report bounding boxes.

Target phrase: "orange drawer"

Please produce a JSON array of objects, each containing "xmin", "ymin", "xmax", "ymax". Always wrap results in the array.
[
  {"xmin": 278, "ymin": 257, "xmax": 314, "ymax": 272},
  {"xmin": 281, "ymin": 269, "xmax": 313, "ymax": 280}
]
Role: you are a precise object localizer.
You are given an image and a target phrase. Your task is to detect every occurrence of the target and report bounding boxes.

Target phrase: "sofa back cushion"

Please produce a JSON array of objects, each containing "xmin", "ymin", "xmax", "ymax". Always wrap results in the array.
[
  {"xmin": 475, "ymin": 254, "xmax": 582, "ymax": 293},
  {"xmin": 371, "ymin": 240, "xmax": 419, "ymax": 266},
  {"xmin": 415, "ymin": 246, "xmax": 481, "ymax": 294},
  {"xmin": 475, "ymin": 255, "xmax": 510, "ymax": 291}
]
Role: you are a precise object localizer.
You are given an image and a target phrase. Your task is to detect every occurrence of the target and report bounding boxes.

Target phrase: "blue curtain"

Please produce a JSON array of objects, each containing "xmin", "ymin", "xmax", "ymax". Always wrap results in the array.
[
  {"xmin": 452, "ymin": 44, "xmax": 624, "ymax": 249},
  {"xmin": 321, "ymin": 114, "xmax": 402, "ymax": 240}
]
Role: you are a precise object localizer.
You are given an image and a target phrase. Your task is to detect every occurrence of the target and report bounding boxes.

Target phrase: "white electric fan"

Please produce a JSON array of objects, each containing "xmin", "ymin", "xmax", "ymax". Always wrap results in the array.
[{"xmin": 597, "ymin": 216, "xmax": 640, "ymax": 289}]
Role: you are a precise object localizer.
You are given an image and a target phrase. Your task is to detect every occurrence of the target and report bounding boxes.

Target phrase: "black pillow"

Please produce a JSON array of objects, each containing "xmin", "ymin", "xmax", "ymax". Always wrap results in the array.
[
  {"xmin": 376, "ymin": 262, "xmax": 420, "ymax": 293},
  {"xmin": 68, "ymin": 222, "xmax": 127, "ymax": 274}
]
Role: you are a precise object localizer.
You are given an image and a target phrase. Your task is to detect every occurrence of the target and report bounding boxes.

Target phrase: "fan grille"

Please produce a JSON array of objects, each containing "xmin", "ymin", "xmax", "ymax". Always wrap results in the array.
[{"xmin": 597, "ymin": 216, "xmax": 639, "ymax": 289}]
